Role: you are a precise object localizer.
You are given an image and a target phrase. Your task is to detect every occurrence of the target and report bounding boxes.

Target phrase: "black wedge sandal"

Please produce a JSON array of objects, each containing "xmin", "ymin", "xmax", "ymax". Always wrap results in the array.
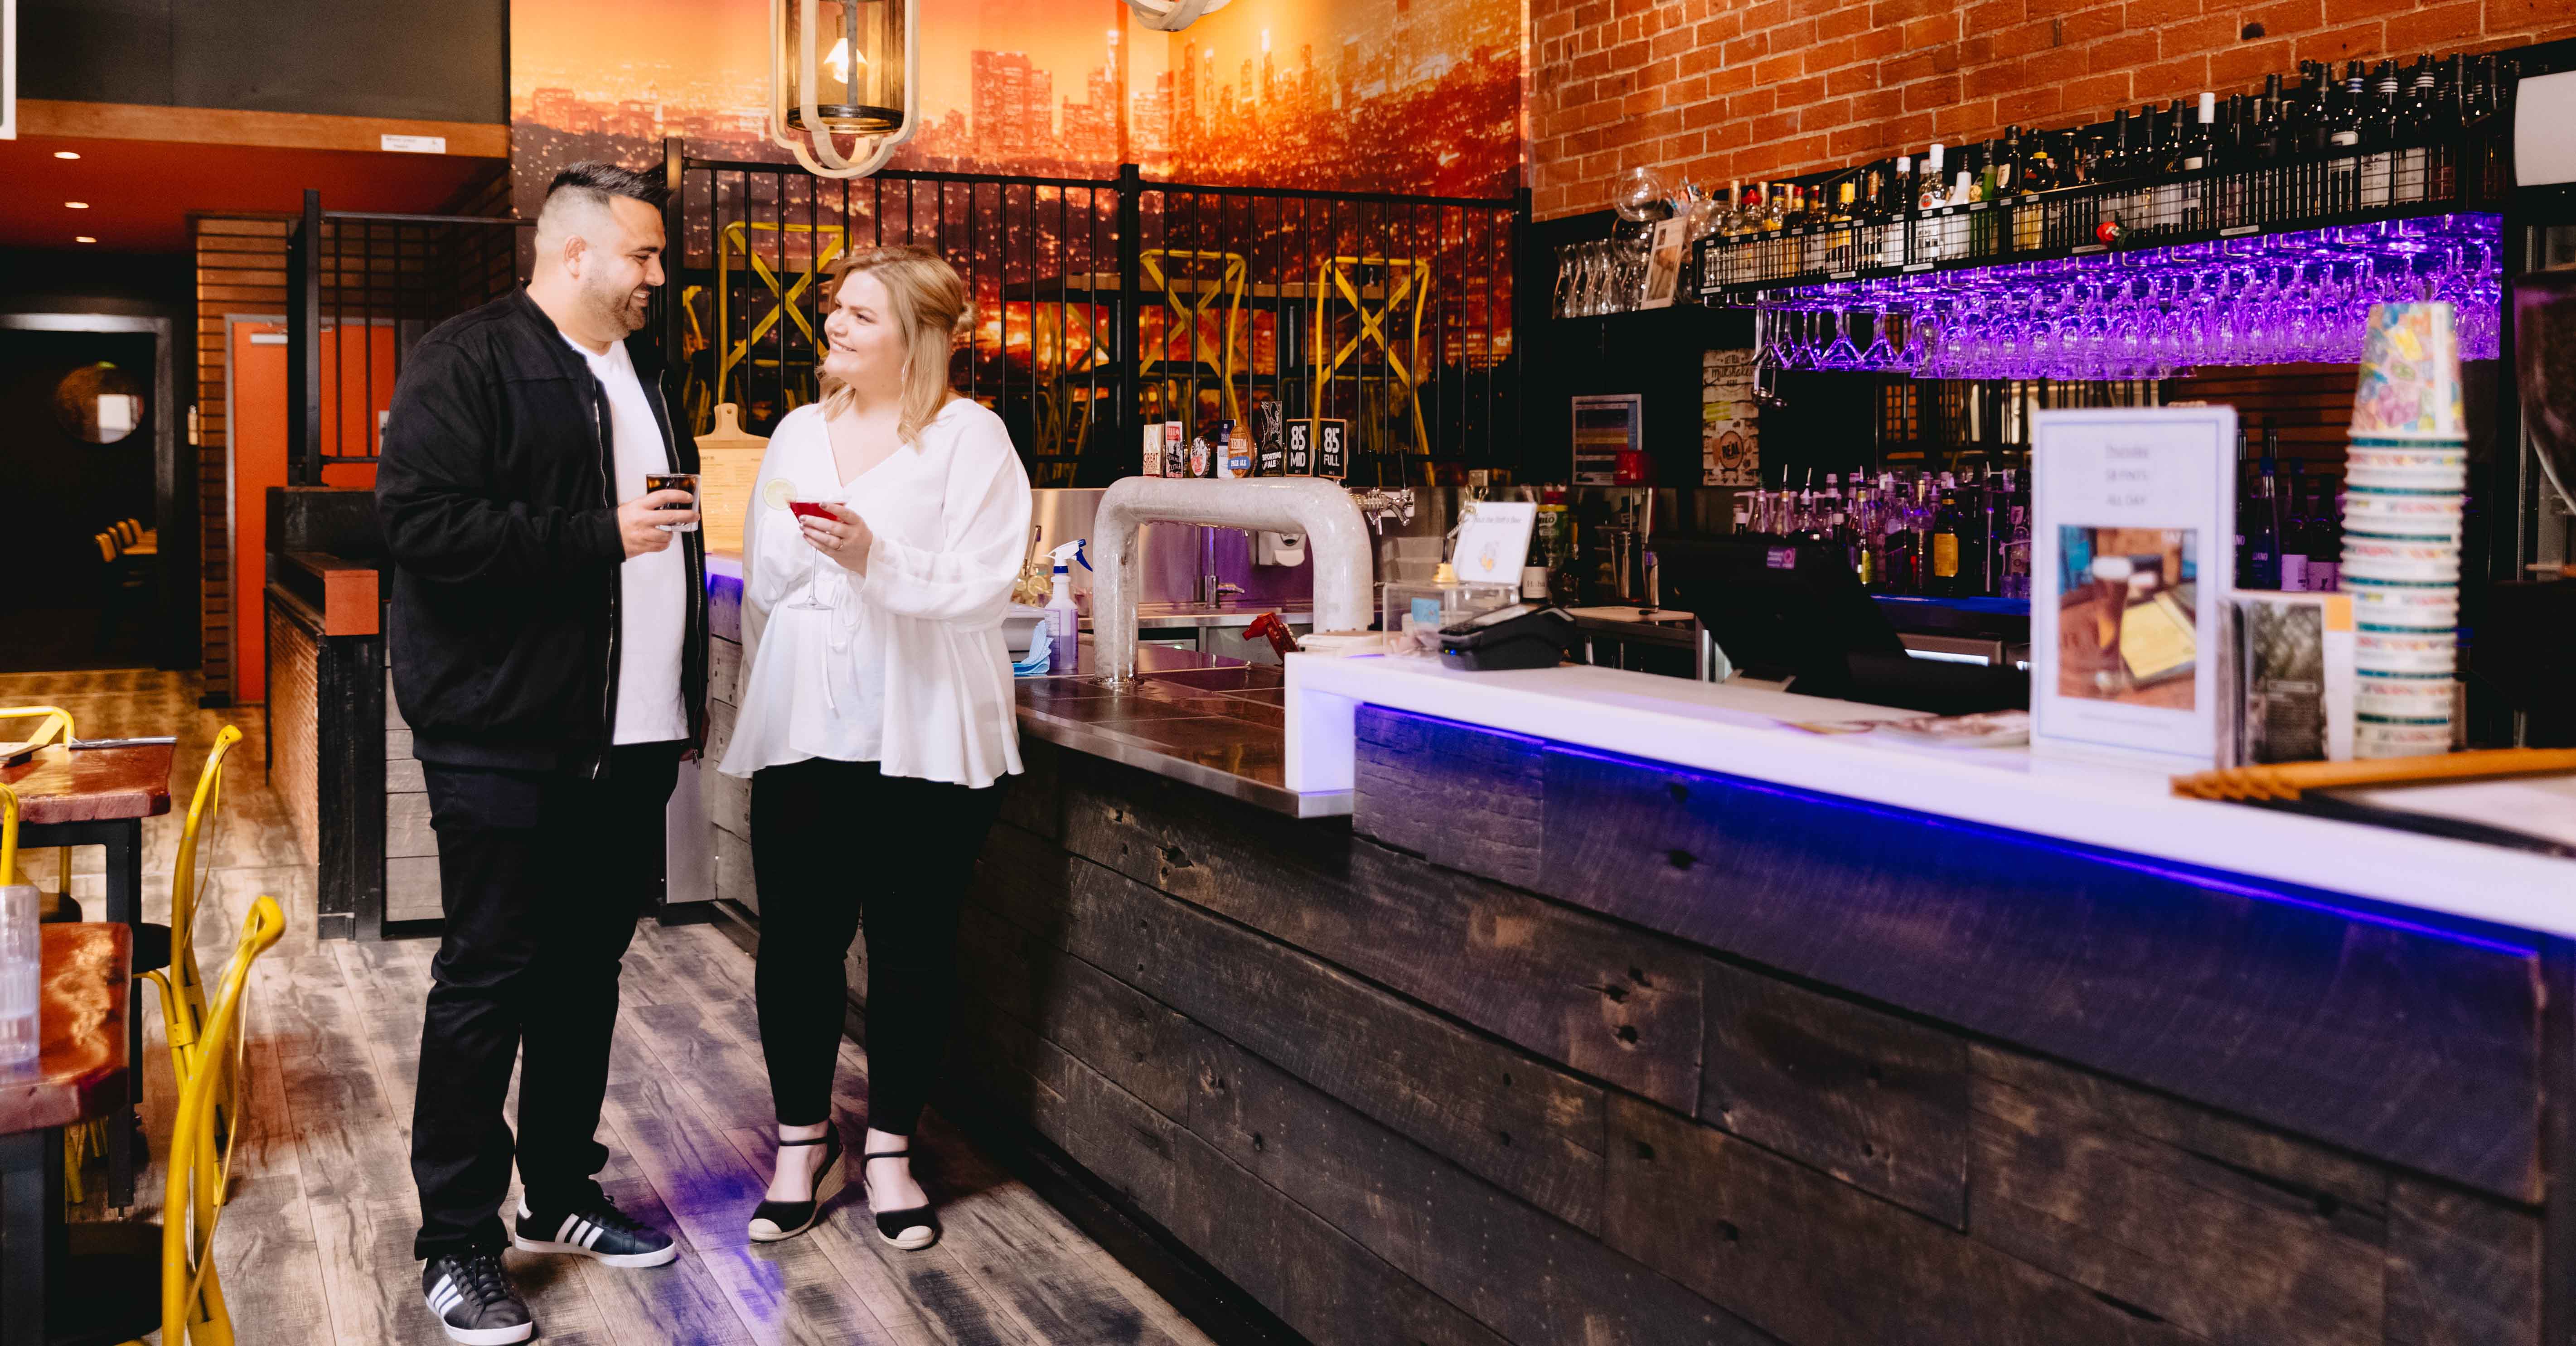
[
  {"xmin": 862, "ymin": 1147, "xmax": 941, "ymax": 1250},
  {"xmin": 747, "ymin": 1129, "xmax": 845, "ymax": 1244}
]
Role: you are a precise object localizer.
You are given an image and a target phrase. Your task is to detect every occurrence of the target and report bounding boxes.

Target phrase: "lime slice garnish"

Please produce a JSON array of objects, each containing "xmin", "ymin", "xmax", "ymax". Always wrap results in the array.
[{"xmin": 762, "ymin": 478, "xmax": 794, "ymax": 509}]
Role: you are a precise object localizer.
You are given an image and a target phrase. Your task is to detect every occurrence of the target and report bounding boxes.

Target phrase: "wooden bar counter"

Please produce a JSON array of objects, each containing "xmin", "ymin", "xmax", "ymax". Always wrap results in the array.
[{"xmin": 704, "ymin": 559, "xmax": 2569, "ymax": 1346}]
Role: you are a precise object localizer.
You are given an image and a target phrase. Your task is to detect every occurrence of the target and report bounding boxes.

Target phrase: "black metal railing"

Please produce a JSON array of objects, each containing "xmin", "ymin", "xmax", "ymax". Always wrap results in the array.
[
  {"xmin": 664, "ymin": 144, "xmax": 1526, "ymax": 486},
  {"xmin": 286, "ymin": 191, "xmax": 531, "ymax": 486}
]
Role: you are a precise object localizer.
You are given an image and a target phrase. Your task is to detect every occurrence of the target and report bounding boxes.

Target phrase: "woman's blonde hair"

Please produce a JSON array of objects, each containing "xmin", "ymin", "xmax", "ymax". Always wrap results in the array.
[{"xmin": 816, "ymin": 245, "xmax": 975, "ymax": 444}]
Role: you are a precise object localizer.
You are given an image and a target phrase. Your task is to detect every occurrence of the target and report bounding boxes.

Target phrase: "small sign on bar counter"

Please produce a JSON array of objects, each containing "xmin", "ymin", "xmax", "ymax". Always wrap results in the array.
[{"xmin": 2030, "ymin": 406, "xmax": 2235, "ymax": 767}]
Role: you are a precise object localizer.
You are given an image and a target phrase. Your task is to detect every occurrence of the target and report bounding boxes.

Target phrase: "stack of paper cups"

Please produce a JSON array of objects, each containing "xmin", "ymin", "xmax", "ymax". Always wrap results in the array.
[{"xmin": 2344, "ymin": 302, "xmax": 2465, "ymax": 759}]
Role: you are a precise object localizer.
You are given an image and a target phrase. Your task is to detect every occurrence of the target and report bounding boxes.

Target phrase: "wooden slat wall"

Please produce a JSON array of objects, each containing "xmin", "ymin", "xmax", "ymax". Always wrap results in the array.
[{"xmin": 2172, "ymin": 363, "xmax": 2360, "ymax": 464}]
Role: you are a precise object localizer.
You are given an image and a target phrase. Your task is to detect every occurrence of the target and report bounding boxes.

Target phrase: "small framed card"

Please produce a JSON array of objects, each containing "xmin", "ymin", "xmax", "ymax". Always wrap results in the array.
[
  {"xmin": 1450, "ymin": 501, "xmax": 1537, "ymax": 586},
  {"xmin": 2030, "ymin": 406, "xmax": 2235, "ymax": 767},
  {"xmin": 1641, "ymin": 217, "xmax": 1689, "ymax": 309}
]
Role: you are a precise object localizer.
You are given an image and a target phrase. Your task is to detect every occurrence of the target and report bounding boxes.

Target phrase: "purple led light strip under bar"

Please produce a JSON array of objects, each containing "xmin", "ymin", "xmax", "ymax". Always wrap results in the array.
[{"xmin": 1754, "ymin": 212, "xmax": 2501, "ymax": 381}]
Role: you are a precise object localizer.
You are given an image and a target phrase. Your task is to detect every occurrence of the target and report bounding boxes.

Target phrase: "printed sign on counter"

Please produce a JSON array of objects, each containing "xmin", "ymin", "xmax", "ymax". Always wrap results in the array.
[
  {"xmin": 2030, "ymin": 406, "xmax": 2235, "ymax": 767},
  {"xmin": 1450, "ymin": 501, "xmax": 1536, "ymax": 586}
]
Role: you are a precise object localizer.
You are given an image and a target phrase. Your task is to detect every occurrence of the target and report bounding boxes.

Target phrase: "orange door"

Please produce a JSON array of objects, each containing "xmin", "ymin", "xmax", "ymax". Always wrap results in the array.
[{"xmin": 226, "ymin": 321, "xmax": 396, "ymax": 703}]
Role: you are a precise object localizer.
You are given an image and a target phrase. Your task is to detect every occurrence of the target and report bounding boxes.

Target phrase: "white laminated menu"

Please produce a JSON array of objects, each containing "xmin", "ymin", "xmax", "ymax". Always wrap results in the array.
[{"xmin": 2030, "ymin": 406, "xmax": 2235, "ymax": 767}]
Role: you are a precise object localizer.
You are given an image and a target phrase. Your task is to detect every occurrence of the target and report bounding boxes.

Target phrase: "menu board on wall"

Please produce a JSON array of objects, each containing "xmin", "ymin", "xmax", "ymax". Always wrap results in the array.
[
  {"xmin": 1573, "ymin": 394, "xmax": 1640, "ymax": 486},
  {"xmin": 2029, "ymin": 406, "xmax": 2235, "ymax": 767}
]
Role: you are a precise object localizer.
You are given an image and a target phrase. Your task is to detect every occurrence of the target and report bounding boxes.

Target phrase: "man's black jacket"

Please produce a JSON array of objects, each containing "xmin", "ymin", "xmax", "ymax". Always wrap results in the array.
[{"xmin": 375, "ymin": 289, "xmax": 707, "ymax": 777}]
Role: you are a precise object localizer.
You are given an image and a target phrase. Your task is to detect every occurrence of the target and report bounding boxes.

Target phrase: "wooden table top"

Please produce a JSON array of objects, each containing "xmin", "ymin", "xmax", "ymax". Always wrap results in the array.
[
  {"xmin": 0, "ymin": 743, "xmax": 174, "ymax": 825},
  {"xmin": 0, "ymin": 923, "xmax": 131, "ymax": 1136}
]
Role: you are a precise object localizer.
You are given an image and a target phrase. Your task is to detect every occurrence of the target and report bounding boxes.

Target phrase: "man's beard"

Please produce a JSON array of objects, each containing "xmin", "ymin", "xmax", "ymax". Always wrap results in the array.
[{"xmin": 583, "ymin": 277, "xmax": 651, "ymax": 335}]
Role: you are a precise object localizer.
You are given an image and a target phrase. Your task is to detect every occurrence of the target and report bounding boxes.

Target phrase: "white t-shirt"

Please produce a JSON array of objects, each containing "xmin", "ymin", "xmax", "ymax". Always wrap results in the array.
[{"xmin": 563, "ymin": 334, "xmax": 688, "ymax": 746}]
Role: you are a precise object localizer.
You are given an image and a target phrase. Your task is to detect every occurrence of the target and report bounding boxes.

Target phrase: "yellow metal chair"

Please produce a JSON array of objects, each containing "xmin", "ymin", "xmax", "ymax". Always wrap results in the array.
[
  {"xmin": 1307, "ymin": 255, "xmax": 1436, "ymax": 457},
  {"xmin": 0, "ymin": 706, "xmax": 78, "ymax": 916},
  {"xmin": 140, "ymin": 725, "xmax": 246, "ymax": 1165},
  {"xmin": 714, "ymin": 221, "xmax": 849, "ymax": 423},
  {"xmin": 128, "ymin": 893, "xmax": 286, "ymax": 1346},
  {"xmin": 1139, "ymin": 248, "xmax": 1248, "ymax": 425},
  {"xmin": 1036, "ymin": 294, "xmax": 1114, "ymax": 463}
]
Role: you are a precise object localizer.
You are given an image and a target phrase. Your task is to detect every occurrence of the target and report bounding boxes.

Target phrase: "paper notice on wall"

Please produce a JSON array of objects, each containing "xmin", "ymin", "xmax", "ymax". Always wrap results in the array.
[
  {"xmin": 1702, "ymin": 348, "xmax": 1758, "ymax": 486},
  {"xmin": 381, "ymin": 134, "xmax": 450, "ymax": 154}
]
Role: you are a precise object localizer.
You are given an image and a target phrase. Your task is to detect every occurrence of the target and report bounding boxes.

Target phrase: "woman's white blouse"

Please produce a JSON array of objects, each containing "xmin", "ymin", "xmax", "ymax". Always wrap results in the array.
[{"xmin": 717, "ymin": 399, "xmax": 1032, "ymax": 789}]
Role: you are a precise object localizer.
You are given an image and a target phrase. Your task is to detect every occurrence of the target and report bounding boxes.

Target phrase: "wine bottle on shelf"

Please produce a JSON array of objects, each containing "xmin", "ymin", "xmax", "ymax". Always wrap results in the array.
[
  {"xmin": 1917, "ymin": 144, "xmax": 1947, "ymax": 210},
  {"xmin": 2278, "ymin": 461, "xmax": 2310, "ymax": 592},
  {"xmin": 1928, "ymin": 473, "xmax": 1965, "ymax": 597},
  {"xmin": 2309, "ymin": 485, "xmax": 2341, "ymax": 591},
  {"xmin": 2243, "ymin": 432, "xmax": 2283, "ymax": 590},
  {"xmin": 2358, "ymin": 62, "xmax": 2397, "ymax": 207},
  {"xmin": 1889, "ymin": 156, "xmax": 1911, "ymax": 216},
  {"xmin": 2232, "ymin": 428, "xmax": 2252, "ymax": 588},
  {"xmin": 2397, "ymin": 58, "xmax": 2433, "ymax": 202}
]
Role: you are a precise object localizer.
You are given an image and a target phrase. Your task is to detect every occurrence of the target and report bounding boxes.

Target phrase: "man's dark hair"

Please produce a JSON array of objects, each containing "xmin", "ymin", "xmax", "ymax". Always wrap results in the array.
[{"xmin": 545, "ymin": 161, "xmax": 666, "ymax": 210}]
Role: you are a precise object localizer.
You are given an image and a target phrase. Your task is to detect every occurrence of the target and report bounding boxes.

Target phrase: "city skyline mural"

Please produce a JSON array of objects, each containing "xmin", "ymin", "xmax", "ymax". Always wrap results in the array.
[{"xmin": 507, "ymin": 0, "xmax": 1523, "ymax": 215}]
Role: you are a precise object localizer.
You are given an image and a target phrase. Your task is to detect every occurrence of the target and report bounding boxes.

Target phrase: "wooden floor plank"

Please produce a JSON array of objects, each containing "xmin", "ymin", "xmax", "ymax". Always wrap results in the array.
[{"xmin": 44, "ymin": 671, "xmax": 1215, "ymax": 1346}]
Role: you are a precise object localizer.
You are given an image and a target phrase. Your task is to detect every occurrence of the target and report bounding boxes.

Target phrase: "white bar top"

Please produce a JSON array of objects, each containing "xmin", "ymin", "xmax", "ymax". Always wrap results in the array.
[{"xmin": 1283, "ymin": 654, "xmax": 2576, "ymax": 939}]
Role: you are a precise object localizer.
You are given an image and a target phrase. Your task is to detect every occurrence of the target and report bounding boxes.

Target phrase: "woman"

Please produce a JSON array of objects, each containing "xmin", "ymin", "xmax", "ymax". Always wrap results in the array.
[{"xmin": 718, "ymin": 245, "xmax": 1031, "ymax": 1250}]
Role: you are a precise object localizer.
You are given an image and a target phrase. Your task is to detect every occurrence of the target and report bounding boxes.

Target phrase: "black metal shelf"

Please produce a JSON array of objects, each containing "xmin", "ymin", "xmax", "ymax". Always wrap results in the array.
[{"xmin": 1683, "ymin": 135, "xmax": 2508, "ymax": 304}]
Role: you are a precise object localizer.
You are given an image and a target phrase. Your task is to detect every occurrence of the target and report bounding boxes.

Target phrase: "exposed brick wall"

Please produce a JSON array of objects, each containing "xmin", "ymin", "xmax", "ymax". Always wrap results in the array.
[{"xmin": 1531, "ymin": 0, "xmax": 2576, "ymax": 219}]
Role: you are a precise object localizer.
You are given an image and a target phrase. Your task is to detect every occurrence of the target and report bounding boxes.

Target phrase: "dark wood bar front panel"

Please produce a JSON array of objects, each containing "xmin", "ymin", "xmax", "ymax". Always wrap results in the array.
[{"xmin": 943, "ymin": 713, "xmax": 2544, "ymax": 1346}]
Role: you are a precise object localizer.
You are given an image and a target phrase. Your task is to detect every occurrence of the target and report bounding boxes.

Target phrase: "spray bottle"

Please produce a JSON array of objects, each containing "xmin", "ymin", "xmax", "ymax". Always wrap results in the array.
[{"xmin": 1045, "ymin": 540, "xmax": 1088, "ymax": 673}]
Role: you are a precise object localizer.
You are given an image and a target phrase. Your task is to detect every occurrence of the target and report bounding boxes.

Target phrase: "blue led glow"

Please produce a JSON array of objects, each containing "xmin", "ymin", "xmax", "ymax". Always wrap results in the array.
[{"xmin": 1370, "ymin": 705, "xmax": 2536, "ymax": 957}]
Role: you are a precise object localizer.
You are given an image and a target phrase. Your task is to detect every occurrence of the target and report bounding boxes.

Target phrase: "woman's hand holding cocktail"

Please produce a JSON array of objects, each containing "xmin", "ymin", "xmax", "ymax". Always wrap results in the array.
[{"xmin": 800, "ymin": 502, "xmax": 874, "ymax": 574}]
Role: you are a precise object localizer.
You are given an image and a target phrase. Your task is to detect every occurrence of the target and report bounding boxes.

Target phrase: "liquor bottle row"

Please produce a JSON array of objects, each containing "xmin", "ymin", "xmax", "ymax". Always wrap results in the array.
[
  {"xmin": 2234, "ymin": 428, "xmax": 2348, "ymax": 593},
  {"xmin": 1676, "ymin": 49, "xmax": 2512, "ymax": 288},
  {"xmin": 1736, "ymin": 467, "xmax": 2036, "ymax": 599}
]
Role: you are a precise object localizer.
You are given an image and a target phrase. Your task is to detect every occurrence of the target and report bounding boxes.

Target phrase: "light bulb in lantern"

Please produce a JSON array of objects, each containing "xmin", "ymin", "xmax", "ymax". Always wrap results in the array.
[
  {"xmin": 1125, "ymin": 0, "xmax": 1234, "ymax": 33},
  {"xmin": 770, "ymin": 0, "xmax": 917, "ymax": 179}
]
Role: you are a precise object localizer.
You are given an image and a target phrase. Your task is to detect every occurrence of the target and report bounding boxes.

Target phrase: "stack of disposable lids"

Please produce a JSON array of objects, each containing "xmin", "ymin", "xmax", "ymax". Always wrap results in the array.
[
  {"xmin": 2343, "ymin": 303, "xmax": 2467, "ymax": 759},
  {"xmin": 2173, "ymin": 747, "xmax": 2576, "ymax": 801}
]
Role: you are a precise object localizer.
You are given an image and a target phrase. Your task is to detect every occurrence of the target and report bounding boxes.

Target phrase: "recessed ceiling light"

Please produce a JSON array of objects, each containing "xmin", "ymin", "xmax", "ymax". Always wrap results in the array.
[
  {"xmin": 75, "ymin": 236, "xmax": 97, "ymax": 244},
  {"xmin": 65, "ymin": 202, "xmax": 90, "ymax": 209},
  {"xmin": 54, "ymin": 151, "xmax": 82, "ymax": 160}
]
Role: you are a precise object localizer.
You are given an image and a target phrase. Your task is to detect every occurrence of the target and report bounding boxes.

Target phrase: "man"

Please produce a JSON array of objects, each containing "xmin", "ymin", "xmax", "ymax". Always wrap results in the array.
[{"xmin": 376, "ymin": 161, "xmax": 707, "ymax": 1346}]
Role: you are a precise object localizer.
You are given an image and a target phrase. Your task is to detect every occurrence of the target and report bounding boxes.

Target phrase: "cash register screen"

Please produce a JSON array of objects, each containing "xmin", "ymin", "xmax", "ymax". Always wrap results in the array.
[{"xmin": 1653, "ymin": 535, "xmax": 2025, "ymax": 714}]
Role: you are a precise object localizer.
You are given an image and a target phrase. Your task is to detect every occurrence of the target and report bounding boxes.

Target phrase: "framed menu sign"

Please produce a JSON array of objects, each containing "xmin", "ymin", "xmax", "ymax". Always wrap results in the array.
[{"xmin": 2029, "ymin": 406, "xmax": 2235, "ymax": 767}]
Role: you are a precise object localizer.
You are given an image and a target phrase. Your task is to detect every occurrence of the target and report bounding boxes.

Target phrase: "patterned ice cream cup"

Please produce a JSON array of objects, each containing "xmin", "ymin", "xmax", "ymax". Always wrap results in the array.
[
  {"xmin": 2355, "ymin": 716, "xmax": 2455, "ymax": 758},
  {"xmin": 2339, "ymin": 536, "xmax": 2461, "ymax": 582},
  {"xmin": 2344, "ymin": 446, "xmax": 2468, "ymax": 490},
  {"xmin": 2355, "ymin": 629, "xmax": 2458, "ymax": 675},
  {"xmin": 2356, "ymin": 672, "xmax": 2458, "ymax": 719},
  {"xmin": 2350, "ymin": 302, "xmax": 2465, "ymax": 441},
  {"xmin": 2341, "ymin": 491, "xmax": 2463, "ymax": 538},
  {"xmin": 2346, "ymin": 579, "xmax": 2459, "ymax": 630}
]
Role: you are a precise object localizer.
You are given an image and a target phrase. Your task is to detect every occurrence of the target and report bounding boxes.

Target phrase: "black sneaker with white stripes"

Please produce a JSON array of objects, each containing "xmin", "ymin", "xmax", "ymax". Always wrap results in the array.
[
  {"xmin": 421, "ymin": 1252, "xmax": 533, "ymax": 1346},
  {"xmin": 510, "ymin": 1193, "xmax": 679, "ymax": 1268}
]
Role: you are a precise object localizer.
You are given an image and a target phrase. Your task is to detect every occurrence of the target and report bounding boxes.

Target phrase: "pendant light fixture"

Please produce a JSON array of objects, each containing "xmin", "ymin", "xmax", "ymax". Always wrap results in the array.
[
  {"xmin": 770, "ymin": 0, "xmax": 918, "ymax": 178},
  {"xmin": 1124, "ymin": 0, "xmax": 1233, "ymax": 32}
]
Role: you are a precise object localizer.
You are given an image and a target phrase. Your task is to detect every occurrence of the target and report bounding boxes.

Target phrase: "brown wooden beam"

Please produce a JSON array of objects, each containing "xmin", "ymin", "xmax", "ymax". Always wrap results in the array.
[{"xmin": 17, "ymin": 100, "xmax": 507, "ymax": 158}]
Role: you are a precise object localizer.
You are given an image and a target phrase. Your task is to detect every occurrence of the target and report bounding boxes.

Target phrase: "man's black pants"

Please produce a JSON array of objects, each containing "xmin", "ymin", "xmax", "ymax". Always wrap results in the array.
[{"xmin": 409, "ymin": 741, "xmax": 681, "ymax": 1262}]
